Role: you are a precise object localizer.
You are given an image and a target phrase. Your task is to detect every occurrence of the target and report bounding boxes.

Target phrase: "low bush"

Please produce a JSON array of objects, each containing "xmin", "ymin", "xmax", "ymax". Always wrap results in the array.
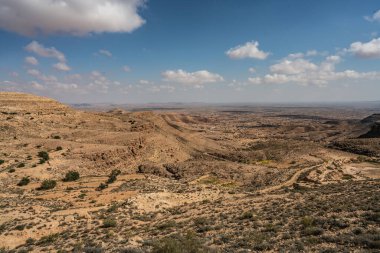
[
  {"xmin": 107, "ymin": 169, "xmax": 121, "ymax": 184},
  {"xmin": 63, "ymin": 171, "xmax": 80, "ymax": 182},
  {"xmin": 96, "ymin": 183, "xmax": 108, "ymax": 191},
  {"xmin": 37, "ymin": 180, "xmax": 57, "ymax": 190},
  {"xmin": 17, "ymin": 177, "xmax": 30, "ymax": 186},
  {"xmin": 152, "ymin": 232, "xmax": 206, "ymax": 253},
  {"xmin": 102, "ymin": 218, "xmax": 117, "ymax": 228},
  {"xmin": 37, "ymin": 151, "xmax": 49, "ymax": 162}
]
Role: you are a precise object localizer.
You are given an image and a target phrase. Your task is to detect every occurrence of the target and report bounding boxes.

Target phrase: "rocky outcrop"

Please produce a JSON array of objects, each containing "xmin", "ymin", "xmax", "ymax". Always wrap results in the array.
[
  {"xmin": 359, "ymin": 122, "xmax": 380, "ymax": 138},
  {"xmin": 360, "ymin": 114, "xmax": 380, "ymax": 124}
]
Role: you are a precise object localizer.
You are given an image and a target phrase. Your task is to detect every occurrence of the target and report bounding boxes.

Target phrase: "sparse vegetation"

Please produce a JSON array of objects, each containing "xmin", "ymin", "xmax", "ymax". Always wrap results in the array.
[
  {"xmin": 37, "ymin": 151, "xmax": 49, "ymax": 163},
  {"xmin": 101, "ymin": 218, "xmax": 117, "ymax": 228},
  {"xmin": 0, "ymin": 93, "xmax": 379, "ymax": 252},
  {"xmin": 96, "ymin": 183, "xmax": 108, "ymax": 191},
  {"xmin": 17, "ymin": 177, "xmax": 30, "ymax": 186},
  {"xmin": 17, "ymin": 162, "xmax": 25, "ymax": 168},
  {"xmin": 37, "ymin": 180, "xmax": 57, "ymax": 190},
  {"xmin": 107, "ymin": 169, "xmax": 121, "ymax": 184},
  {"xmin": 151, "ymin": 232, "xmax": 206, "ymax": 253},
  {"xmin": 63, "ymin": 170, "xmax": 80, "ymax": 182}
]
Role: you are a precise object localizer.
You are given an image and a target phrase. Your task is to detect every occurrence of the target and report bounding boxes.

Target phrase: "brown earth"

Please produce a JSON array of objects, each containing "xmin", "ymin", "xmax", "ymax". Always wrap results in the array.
[{"xmin": 0, "ymin": 92, "xmax": 379, "ymax": 252}]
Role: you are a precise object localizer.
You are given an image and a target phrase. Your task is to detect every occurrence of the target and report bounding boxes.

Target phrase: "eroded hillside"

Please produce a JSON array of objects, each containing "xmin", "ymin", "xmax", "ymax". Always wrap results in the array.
[{"xmin": 0, "ymin": 93, "xmax": 379, "ymax": 252}]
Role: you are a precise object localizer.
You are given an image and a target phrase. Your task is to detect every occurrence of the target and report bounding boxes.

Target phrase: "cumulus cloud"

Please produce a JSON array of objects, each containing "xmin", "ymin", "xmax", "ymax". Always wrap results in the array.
[
  {"xmin": 248, "ymin": 67, "xmax": 256, "ymax": 73},
  {"xmin": 30, "ymin": 81, "xmax": 44, "ymax": 90},
  {"xmin": 270, "ymin": 59, "xmax": 318, "ymax": 75},
  {"xmin": 226, "ymin": 41, "xmax": 269, "ymax": 60},
  {"xmin": 27, "ymin": 69, "xmax": 58, "ymax": 83},
  {"xmin": 286, "ymin": 50, "xmax": 323, "ymax": 60},
  {"xmin": 348, "ymin": 38, "xmax": 380, "ymax": 59},
  {"xmin": 25, "ymin": 41, "xmax": 66, "ymax": 62},
  {"xmin": 25, "ymin": 56, "xmax": 38, "ymax": 65},
  {"xmin": 99, "ymin": 49, "xmax": 112, "ymax": 57},
  {"xmin": 53, "ymin": 62, "xmax": 71, "ymax": 72},
  {"xmin": 147, "ymin": 85, "xmax": 175, "ymax": 93},
  {"xmin": 25, "ymin": 41, "xmax": 72, "ymax": 71},
  {"xmin": 162, "ymin": 69, "xmax": 224, "ymax": 85},
  {"xmin": 365, "ymin": 10, "xmax": 380, "ymax": 22},
  {"xmin": 249, "ymin": 55, "xmax": 380, "ymax": 86},
  {"xmin": 88, "ymin": 71, "xmax": 111, "ymax": 93},
  {"xmin": 139, "ymin": 79, "xmax": 151, "ymax": 85},
  {"xmin": 0, "ymin": 0, "xmax": 146, "ymax": 36}
]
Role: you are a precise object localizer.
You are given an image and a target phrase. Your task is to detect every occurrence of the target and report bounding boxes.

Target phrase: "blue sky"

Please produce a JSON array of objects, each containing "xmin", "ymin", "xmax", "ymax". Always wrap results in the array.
[{"xmin": 0, "ymin": 0, "xmax": 379, "ymax": 103}]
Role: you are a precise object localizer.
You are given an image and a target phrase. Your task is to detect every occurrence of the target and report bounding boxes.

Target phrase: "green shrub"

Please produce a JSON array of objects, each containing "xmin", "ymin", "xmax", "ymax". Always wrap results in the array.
[
  {"xmin": 156, "ymin": 220, "xmax": 177, "ymax": 230},
  {"xmin": 63, "ymin": 171, "xmax": 80, "ymax": 182},
  {"xmin": 107, "ymin": 169, "xmax": 121, "ymax": 184},
  {"xmin": 37, "ymin": 180, "xmax": 57, "ymax": 190},
  {"xmin": 96, "ymin": 183, "xmax": 108, "ymax": 191},
  {"xmin": 301, "ymin": 216, "xmax": 315, "ymax": 228},
  {"xmin": 102, "ymin": 218, "xmax": 117, "ymax": 228},
  {"xmin": 0, "ymin": 160, "xmax": 4, "ymax": 165},
  {"xmin": 152, "ymin": 232, "xmax": 205, "ymax": 253},
  {"xmin": 37, "ymin": 151, "xmax": 49, "ymax": 161},
  {"xmin": 37, "ymin": 233, "xmax": 59, "ymax": 245},
  {"xmin": 303, "ymin": 226, "xmax": 324, "ymax": 236},
  {"xmin": 240, "ymin": 211, "xmax": 254, "ymax": 220},
  {"xmin": 52, "ymin": 135, "xmax": 61, "ymax": 139},
  {"xmin": 17, "ymin": 163, "xmax": 25, "ymax": 168},
  {"xmin": 17, "ymin": 177, "xmax": 30, "ymax": 186},
  {"xmin": 15, "ymin": 224, "xmax": 25, "ymax": 231}
]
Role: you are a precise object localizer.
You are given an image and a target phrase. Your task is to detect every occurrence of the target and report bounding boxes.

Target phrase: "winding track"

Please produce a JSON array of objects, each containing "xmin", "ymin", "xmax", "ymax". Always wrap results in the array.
[{"xmin": 258, "ymin": 163, "xmax": 324, "ymax": 194}]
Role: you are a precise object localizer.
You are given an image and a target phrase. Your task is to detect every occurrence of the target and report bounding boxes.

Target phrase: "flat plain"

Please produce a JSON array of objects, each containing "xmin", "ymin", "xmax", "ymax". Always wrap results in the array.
[{"xmin": 0, "ymin": 92, "xmax": 379, "ymax": 252}]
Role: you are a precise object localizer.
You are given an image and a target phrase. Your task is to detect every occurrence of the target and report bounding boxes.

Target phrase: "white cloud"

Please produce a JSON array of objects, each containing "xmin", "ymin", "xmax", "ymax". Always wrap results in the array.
[
  {"xmin": 25, "ymin": 56, "xmax": 38, "ymax": 65},
  {"xmin": 249, "ymin": 55, "xmax": 380, "ymax": 86},
  {"xmin": 270, "ymin": 59, "xmax": 318, "ymax": 75},
  {"xmin": 226, "ymin": 41, "xmax": 269, "ymax": 60},
  {"xmin": 247, "ymin": 77, "xmax": 262, "ymax": 85},
  {"xmin": 30, "ymin": 81, "xmax": 44, "ymax": 90},
  {"xmin": 248, "ymin": 67, "xmax": 256, "ymax": 73},
  {"xmin": 0, "ymin": 0, "xmax": 146, "ymax": 36},
  {"xmin": 139, "ymin": 79, "xmax": 151, "ymax": 85},
  {"xmin": 348, "ymin": 38, "xmax": 380, "ymax": 59},
  {"xmin": 148, "ymin": 85, "xmax": 175, "ymax": 93},
  {"xmin": 53, "ymin": 62, "xmax": 71, "ymax": 72},
  {"xmin": 365, "ymin": 10, "xmax": 380, "ymax": 22},
  {"xmin": 287, "ymin": 53, "xmax": 304, "ymax": 59},
  {"xmin": 123, "ymin": 65, "xmax": 131, "ymax": 72},
  {"xmin": 99, "ymin": 49, "xmax": 112, "ymax": 57},
  {"xmin": 27, "ymin": 69, "xmax": 58, "ymax": 83},
  {"xmin": 88, "ymin": 71, "xmax": 110, "ymax": 93},
  {"xmin": 162, "ymin": 69, "xmax": 224, "ymax": 85},
  {"xmin": 306, "ymin": 50, "xmax": 318, "ymax": 56},
  {"xmin": 25, "ymin": 41, "xmax": 66, "ymax": 62}
]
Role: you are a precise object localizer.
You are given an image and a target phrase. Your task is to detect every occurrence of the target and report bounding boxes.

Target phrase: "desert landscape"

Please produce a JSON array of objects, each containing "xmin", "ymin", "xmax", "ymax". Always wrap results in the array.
[{"xmin": 0, "ymin": 92, "xmax": 378, "ymax": 252}]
